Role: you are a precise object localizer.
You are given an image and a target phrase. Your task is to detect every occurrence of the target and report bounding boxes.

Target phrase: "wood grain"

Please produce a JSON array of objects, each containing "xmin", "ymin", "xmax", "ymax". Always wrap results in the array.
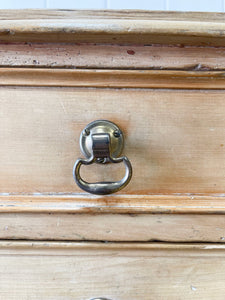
[
  {"xmin": 1, "ymin": 12, "xmax": 225, "ymax": 298},
  {"xmin": 1, "ymin": 195, "xmax": 225, "ymax": 214},
  {"xmin": 1, "ymin": 10, "xmax": 225, "ymax": 21},
  {"xmin": 1, "ymin": 68, "xmax": 225, "ymax": 89},
  {"xmin": 0, "ymin": 10, "xmax": 225, "ymax": 45},
  {"xmin": 1, "ymin": 86, "xmax": 225, "ymax": 195},
  {"xmin": 1, "ymin": 43, "xmax": 225, "ymax": 70},
  {"xmin": 1, "ymin": 240, "xmax": 225, "ymax": 255},
  {"xmin": 2, "ymin": 212, "xmax": 225, "ymax": 242},
  {"xmin": 0, "ymin": 241, "xmax": 225, "ymax": 299}
]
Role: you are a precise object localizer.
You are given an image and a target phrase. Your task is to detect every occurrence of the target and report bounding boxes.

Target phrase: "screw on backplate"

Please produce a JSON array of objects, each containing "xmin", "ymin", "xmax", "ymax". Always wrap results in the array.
[
  {"xmin": 113, "ymin": 130, "xmax": 120, "ymax": 138},
  {"xmin": 83, "ymin": 128, "xmax": 90, "ymax": 136},
  {"xmin": 96, "ymin": 158, "xmax": 105, "ymax": 163}
]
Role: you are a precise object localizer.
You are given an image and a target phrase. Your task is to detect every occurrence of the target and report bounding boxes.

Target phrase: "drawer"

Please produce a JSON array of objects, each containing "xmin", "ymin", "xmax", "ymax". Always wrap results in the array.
[
  {"xmin": 1, "ymin": 70, "xmax": 225, "ymax": 215},
  {"xmin": 1, "ymin": 12, "xmax": 225, "ymax": 200},
  {"xmin": 1, "ymin": 78, "xmax": 225, "ymax": 195},
  {"xmin": 0, "ymin": 241, "xmax": 225, "ymax": 300}
]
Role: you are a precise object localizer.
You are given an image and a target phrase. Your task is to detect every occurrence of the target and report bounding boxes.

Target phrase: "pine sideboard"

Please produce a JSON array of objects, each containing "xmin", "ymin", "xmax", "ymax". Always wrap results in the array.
[{"xmin": 1, "ymin": 10, "xmax": 225, "ymax": 299}]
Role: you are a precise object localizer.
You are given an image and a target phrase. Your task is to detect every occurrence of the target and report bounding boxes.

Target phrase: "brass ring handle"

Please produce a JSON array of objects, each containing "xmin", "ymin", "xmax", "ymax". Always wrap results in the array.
[
  {"xmin": 73, "ymin": 120, "xmax": 132, "ymax": 195},
  {"xmin": 73, "ymin": 155, "xmax": 132, "ymax": 195}
]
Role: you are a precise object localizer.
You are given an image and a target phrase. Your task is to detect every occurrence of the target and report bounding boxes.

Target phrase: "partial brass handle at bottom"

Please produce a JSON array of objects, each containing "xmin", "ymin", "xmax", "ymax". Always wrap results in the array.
[
  {"xmin": 89, "ymin": 298, "xmax": 112, "ymax": 300},
  {"xmin": 73, "ymin": 120, "xmax": 132, "ymax": 195}
]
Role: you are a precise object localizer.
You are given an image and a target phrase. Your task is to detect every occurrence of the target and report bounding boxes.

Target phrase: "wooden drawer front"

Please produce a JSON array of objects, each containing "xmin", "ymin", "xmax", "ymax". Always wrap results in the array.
[
  {"xmin": 1, "ymin": 213, "xmax": 225, "ymax": 243},
  {"xmin": 1, "ymin": 73, "xmax": 225, "ymax": 195},
  {"xmin": 1, "ymin": 242, "xmax": 225, "ymax": 300}
]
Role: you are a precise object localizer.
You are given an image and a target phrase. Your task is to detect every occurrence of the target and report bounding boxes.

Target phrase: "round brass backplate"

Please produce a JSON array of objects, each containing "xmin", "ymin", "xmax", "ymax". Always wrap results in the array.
[{"xmin": 79, "ymin": 120, "xmax": 124, "ymax": 161}]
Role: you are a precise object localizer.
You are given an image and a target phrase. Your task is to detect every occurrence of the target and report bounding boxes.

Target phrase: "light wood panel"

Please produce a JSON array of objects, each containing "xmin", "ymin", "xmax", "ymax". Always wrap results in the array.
[
  {"xmin": 0, "ymin": 10, "xmax": 225, "ymax": 45},
  {"xmin": 0, "ymin": 241, "xmax": 225, "ymax": 299},
  {"xmin": 1, "ymin": 68, "xmax": 225, "ymax": 89},
  {"xmin": 1, "ymin": 86, "xmax": 225, "ymax": 194},
  {"xmin": 2, "ymin": 212, "xmax": 225, "ymax": 242},
  {"xmin": 1, "ymin": 43, "xmax": 225, "ymax": 70}
]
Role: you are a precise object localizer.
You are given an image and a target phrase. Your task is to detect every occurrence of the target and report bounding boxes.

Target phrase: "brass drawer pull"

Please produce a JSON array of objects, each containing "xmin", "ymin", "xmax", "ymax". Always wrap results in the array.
[{"xmin": 73, "ymin": 120, "xmax": 132, "ymax": 195}]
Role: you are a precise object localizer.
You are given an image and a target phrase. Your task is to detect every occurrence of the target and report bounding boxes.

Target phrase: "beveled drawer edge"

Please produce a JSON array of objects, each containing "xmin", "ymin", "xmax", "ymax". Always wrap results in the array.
[
  {"xmin": 0, "ymin": 68, "xmax": 225, "ymax": 89},
  {"xmin": 0, "ymin": 10, "xmax": 225, "ymax": 46},
  {"xmin": 0, "ymin": 241, "xmax": 225, "ymax": 256},
  {"xmin": 0, "ymin": 194, "xmax": 225, "ymax": 214}
]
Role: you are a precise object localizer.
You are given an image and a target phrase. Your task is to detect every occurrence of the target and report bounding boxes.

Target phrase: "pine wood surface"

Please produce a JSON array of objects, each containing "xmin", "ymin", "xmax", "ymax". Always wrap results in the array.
[
  {"xmin": 1, "ymin": 68, "xmax": 225, "ymax": 89},
  {"xmin": 0, "ymin": 10, "xmax": 225, "ymax": 21},
  {"xmin": 1, "ymin": 85, "xmax": 225, "ymax": 195},
  {"xmin": 0, "ymin": 194, "xmax": 225, "ymax": 214},
  {"xmin": 0, "ymin": 241, "xmax": 224, "ymax": 300},
  {"xmin": 1, "ymin": 43, "xmax": 225, "ymax": 70},
  {"xmin": 0, "ymin": 10, "xmax": 225, "ymax": 45},
  {"xmin": 1, "ymin": 212, "xmax": 225, "ymax": 242},
  {"xmin": 1, "ymin": 11, "xmax": 225, "ymax": 299}
]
